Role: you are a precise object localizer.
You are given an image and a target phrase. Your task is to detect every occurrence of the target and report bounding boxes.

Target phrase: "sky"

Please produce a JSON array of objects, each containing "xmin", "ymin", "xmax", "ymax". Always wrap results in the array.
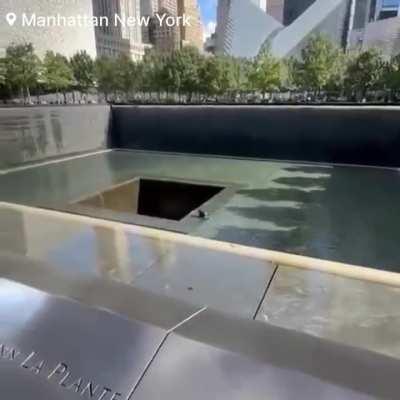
[{"xmin": 198, "ymin": 0, "xmax": 217, "ymax": 39}]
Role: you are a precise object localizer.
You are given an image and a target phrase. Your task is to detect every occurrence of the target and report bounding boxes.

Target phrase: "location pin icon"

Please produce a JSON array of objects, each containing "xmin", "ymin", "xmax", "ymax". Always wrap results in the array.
[{"xmin": 6, "ymin": 13, "xmax": 17, "ymax": 26}]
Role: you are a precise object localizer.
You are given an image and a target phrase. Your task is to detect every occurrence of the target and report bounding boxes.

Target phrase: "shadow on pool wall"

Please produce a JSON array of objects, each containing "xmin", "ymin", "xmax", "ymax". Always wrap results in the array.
[
  {"xmin": 0, "ymin": 105, "xmax": 111, "ymax": 169},
  {"xmin": 111, "ymin": 105, "xmax": 400, "ymax": 168}
]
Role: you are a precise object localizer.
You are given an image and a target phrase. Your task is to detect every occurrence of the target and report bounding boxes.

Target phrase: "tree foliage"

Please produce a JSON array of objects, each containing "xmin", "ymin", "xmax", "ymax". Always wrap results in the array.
[
  {"xmin": 95, "ymin": 56, "xmax": 118, "ymax": 101},
  {"xmin": 249, "ymin": 49, "xmax": 282, "ymax": 98},
  {"xmin": 114, "ymin": 54, "xmax": 137, "ymax": 95},
  {"xmin": 230, "ymin": 57, "xmax": 251, "ymax": 96},
  {"xmin": 383, "ymin": 54, "xmax": 400, "ymax": 100},
  {"xmin": 43, "ymin": 51, "xmax": 74, "ymax": 97},
  {"xmin": 3, "ymin": 37, "xmax": 400, "ymax": 104},
  {"xmin": 0, "ymin": 59, "xmax": 6, "ymax": 87},
  {"xmin": 345, "ymin": 49, "xmax": 385, "ymax": 99},
  {"xmin": 0, "ymin": 59, "xmax": 7, "ymax": 100},
  {"xmin": 291, "ymin": 34, "xmax": 342, "ymax": 95},
  {"xmin": 201, "ymin": 56, "xmax": 236, "ymax": 99},
  {"xmin": 5, "ymin": 43, "xmax": 41, "ymax": 102},
  {"xmin": 70, "ymin": 51, "xmax": 95, "ymax": 93}
]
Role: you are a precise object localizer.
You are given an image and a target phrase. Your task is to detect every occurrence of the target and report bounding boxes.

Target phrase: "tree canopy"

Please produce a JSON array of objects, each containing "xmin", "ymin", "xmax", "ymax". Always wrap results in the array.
[
  {"xmin": 249, "ymin": 49, "xmax": 282, "ymax": 98},
  {"xmin": 291, "ymin": 34, "xmax": 343, "ymax": 95},
  {"xmin": 2, "ymin": 38, "xmax": 400, "ymax": 104},
  {"xmin": 345, "ymin": 49, "xmax": 385, "ymax": 100},
  {"xmin": 5, "ymin": 43, "xmax": 41, "ymax": 102},
  {"xmin": 70, "ymin": 51, "xmax": 95, "ymax": 93},
  {"xmin": 0, "ymin": 59, "xmax": 6, "ymax": 87},
  {"xmin": 43, "ymin": 51, "xmax": 74, "ymax": 97}
]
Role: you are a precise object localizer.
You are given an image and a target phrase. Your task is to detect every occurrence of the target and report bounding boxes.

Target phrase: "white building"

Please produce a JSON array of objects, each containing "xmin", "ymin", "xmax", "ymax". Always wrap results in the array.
[
  {"xmin": 215, "ymin": 0, "xmax": 283, "ymax": 58},
  {"xmin": 269, "ymin": 0, "xmax": 351, "ymax": 58},
  {"xmin": 216, "ymin": 0, "xmax": 352, "ymax": 59},
  {"xmin": 0, "ymin": 0, "xmax": 97, "ymax": 59},
  {"xmin": 252, "ymin": 0, "xmax": 267, "ymax": 12}
]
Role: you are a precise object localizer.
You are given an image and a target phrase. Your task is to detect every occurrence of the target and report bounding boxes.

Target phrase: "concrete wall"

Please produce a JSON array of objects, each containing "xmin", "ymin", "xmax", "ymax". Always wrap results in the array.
[
  {"xmin": 0, "ymin": 105, "xmax": 111, "ymax": 169},
  {"xmin": 112, "ymin": 105, "xmax": 400, "ymax": 167}
]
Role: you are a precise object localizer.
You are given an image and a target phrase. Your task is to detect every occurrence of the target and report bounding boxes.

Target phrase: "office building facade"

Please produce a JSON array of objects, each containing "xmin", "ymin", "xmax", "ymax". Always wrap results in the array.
[
  {"xmin": 266, "ymin": 0, "xmax": 318, "ymax": 26},
  {"xmin": 283, "ymin": 0, "xmax": 317, "ymax": 25},
  {"xmin": 267, "ymin": 0, "xmax": 285, "ymax": 23},
  {"xmin": 92, "ymin": 0, "xmax": 130, "ymax": 58},
  {"xmin": 0, "ymin": 0, "xmax": 148, "ymax": 60},
  {"xmin": 148, "ymin": 0, "xmax": 181, "ymax": 53},
  {"xmin": 148, "ymin": 16, "xmax": 181, "ymax": 53},
  {"xmin": 252, "ymin": 0, "xmax": 267, "ymax": 12},
  {"xmin": 140, "ymin": 0, "xmax": 158, "ymax": 44},
  {"xmin": 159, "ymin": 0, "xmax": 179, "ymax": 14},
  {"xmin": 141, "ymin": 0, "xmax": 159, "ymax": 16},
  {"xmin": 141, "ymin": 0, "xmax": 182, "ymax": 53},
  {"xmin": 375, "ymin": 0, "xmax": 400, "ymax": 19},
  {"xmin": 352, "ymin": 0, "xmax": 374, "ymax": 29},
  {"xmin": 362, "ymin": 15, "xmax": 400, "ymax": 57},
  {"xmin": 0, "ymin": 0, "xmax": 97, "ymax": 59},
  {"xmin": 177, "ymin": 0, "xmax": 204, "ymax": 51},
  {"xmin": 119, "ymin": 0, "xmax": 146, "ymax": 60},
  {"xmin": 348, "ymin": 0, "xmax": 400, "ymax": 59}
]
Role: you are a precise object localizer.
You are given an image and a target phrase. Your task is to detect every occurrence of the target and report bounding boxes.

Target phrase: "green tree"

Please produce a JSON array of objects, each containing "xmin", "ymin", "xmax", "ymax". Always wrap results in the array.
[
  {"xmin": 159, "ymin": 53, "xmax": 181, "ymax": 100},
  {"xmin": 294, "ymin": 35, "xmax": 342, "ymax": 97},
  {"xmin": 43, "ymin": 51, "xmax": 74, "ymax": 102},
  {"xmin": 176, "ymin": 46, "xmax": 203, "ymax": 102},
  {"xmin": 0, "ymin": 59, "xmax": 7, "ymax": 100},
  {"xmin": 113, "ymin": 53, "xmax": 137, "ymax": 100},
  {"xmin": 199, "ymin": 56, "xmax": 235, "ymax": 101},
  {"xmin": 325, "ymin": 51, "xmax": 348, "ymax": 97},
  {"xmin": 160, "ymin": 47, "xmax": 203, "ymax": 102},
  {"xmin": 345, "ymin": 49, "xmax": 385, "ymax": 101},
  {"xmin": 70, "ymin": 51, "xmax": 95, "ymax": 97},
  {"xmin": 0, "ymin": 60, "xmax": 5, "ymax": 86},
  {"xmin": 215, "ymin": 57, "xmax": 236, "ymax": 99},
  {"xmin": 384, "ymin": 54, "xmax": 400, "ymax": 101},
  {"xmin": 199, "ymin": 56, "xmax": 219, "ymax": 99},
  {"xmin": 230, "ymin": 58, "xmax": 251, "ymax": 101},
  {"xmin": 249, "ymin": 49, "xmax": 282, "ymax": 100},
  {"xmin": 5, "ymin": 43, "xmax": 41, "ymax": 103},
  {"xmin": 286, "ymin": 57, "xmax": 303, "ymax": 92},
  {"xmin": 138, "ymin": 51, "xmax": 166, "ymax": 100},
  {"xmin": 95, "ymin": 56, "xmax": 118, "ymax": 102}
]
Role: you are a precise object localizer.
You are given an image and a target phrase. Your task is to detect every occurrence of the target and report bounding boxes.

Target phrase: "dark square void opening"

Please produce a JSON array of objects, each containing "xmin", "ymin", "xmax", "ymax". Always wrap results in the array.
[{"xmin": 75, "ymin": 178, "xmax": 224, "ymax": 221}]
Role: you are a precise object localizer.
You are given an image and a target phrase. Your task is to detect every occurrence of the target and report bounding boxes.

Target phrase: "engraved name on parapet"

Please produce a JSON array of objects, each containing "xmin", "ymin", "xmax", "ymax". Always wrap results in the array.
[{"xmin": 1, "ymin": 343, "xmax": 123, "ymax": 399}]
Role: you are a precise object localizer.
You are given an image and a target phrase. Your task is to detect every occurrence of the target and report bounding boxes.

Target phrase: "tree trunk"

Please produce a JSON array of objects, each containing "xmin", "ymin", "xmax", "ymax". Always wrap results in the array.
[{"xmin": 26, "ymin": 86, "xmax": 31, "ymax": 104}]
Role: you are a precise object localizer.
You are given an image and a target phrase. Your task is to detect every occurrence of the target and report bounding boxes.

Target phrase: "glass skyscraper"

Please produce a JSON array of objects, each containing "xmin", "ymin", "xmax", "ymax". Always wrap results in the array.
[
  {"xmin": 376, "ymin": 0, "xmax": 400, "ymax": 19},
  {"xmin": 382, "ymin": 0, "xmax": 400, "ymax": 8}
]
